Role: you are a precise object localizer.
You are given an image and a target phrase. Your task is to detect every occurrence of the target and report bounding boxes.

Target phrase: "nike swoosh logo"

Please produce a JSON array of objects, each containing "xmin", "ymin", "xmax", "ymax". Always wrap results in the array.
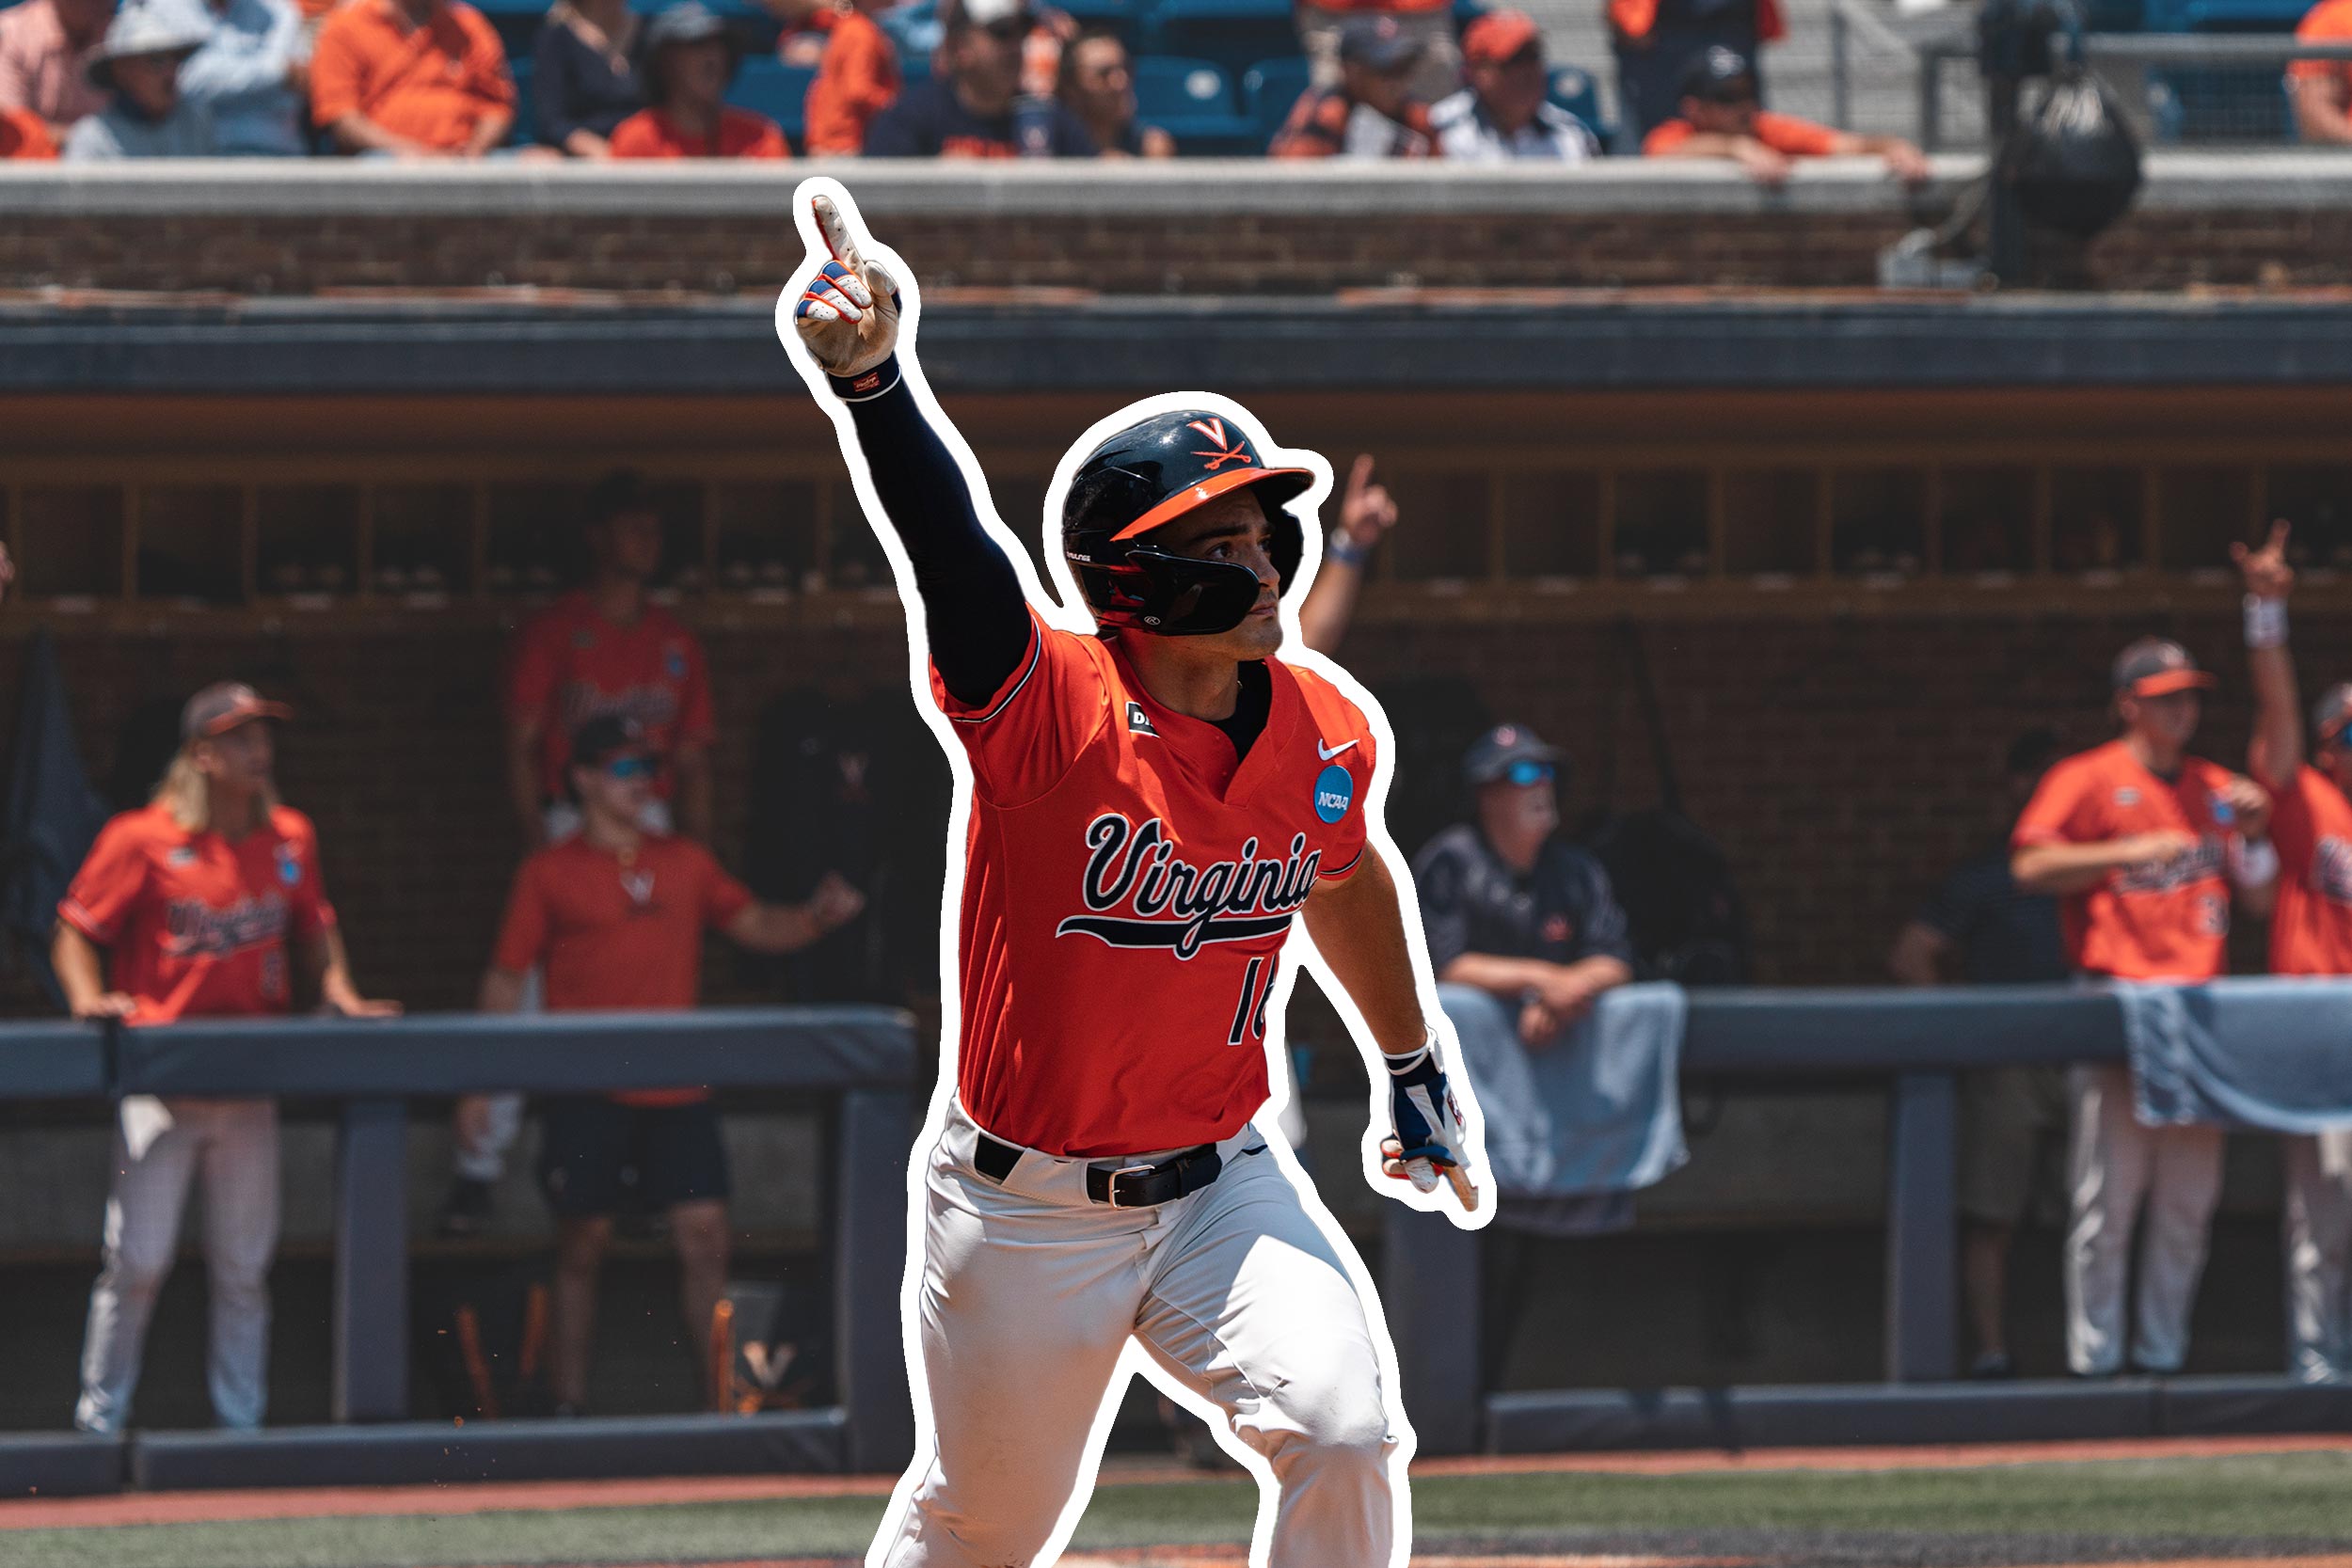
[{"xmin": 1316, "ymin": 738, "xmax": 1359, "ymax": 761}]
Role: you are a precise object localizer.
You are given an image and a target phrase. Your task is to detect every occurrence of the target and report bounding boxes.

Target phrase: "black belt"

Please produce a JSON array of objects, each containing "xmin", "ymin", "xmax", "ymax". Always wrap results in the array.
[{"xmin": 974, "ymin": 1131, "xmax": 1225, "ymax": 1209}]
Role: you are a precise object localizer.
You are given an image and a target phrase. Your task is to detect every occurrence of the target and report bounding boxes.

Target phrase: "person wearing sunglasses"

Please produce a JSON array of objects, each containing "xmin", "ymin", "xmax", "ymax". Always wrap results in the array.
[
  {"xmin": 2236, "ymin": 520, "xmax": 2352, "ymax": 1386},
  {"xmin": 862, "ymin": 0, "xmax": 1092, "ymax": 157},
  {"xmin": 478, "ymin": 713, "xmax": 866, "ymax": 1415},
  {"xmin": 1410, "ymin": 724, "xmax": 1634, "ymax": 1187}
]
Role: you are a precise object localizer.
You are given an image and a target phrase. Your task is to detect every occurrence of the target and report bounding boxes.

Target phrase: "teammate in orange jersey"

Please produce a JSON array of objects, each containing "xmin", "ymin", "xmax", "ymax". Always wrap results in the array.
[
  {"xmin": 2234, "ymin": 519, "xmax": 2352, "ymax": 1385},
  {"xmin": 784, "ymin": 181, "xmax": 1486, "ymax": 1568},
  {"xmin": 484, "ymin": 714, "xmax": 865, "ymax": 1415},
  {"xmin": 2012, "ymin": 638, "xmax": 2276, "ymax": 1378},
  {"xmin": 57, "ymin": 683, "xmax": 400, "ymax": 1434}
]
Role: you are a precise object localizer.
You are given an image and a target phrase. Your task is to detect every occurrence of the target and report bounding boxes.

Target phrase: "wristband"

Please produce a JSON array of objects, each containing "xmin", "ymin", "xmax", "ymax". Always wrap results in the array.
[
  {"xmin": 1385, "ymin": 1030, "xmax": 1438, "ymax": 1076},
  {"xmin": 827, "ymin": 354, "xmax": 901, "ymax": 404},
  {"xmin": 2245, "ymin": 594, "xmax": 2287, "ymax": 650},
  {"xmin": 1327, "ymin": 531, "xmax": 1375, "ymax": 570},
  {"xmin": 2231, "ymin": 835, "xmax": 2280, "ymax": 889}
]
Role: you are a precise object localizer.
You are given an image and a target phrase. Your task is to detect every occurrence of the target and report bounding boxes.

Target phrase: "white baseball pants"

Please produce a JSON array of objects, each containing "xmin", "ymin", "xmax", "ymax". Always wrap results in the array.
[
  {"xmin": 77, "ymin": 1096, "xmax": 280, "ymax": 1433},
  {"xmin": 874, "ymin": 1101, "xmax": 1404, "ymax": 1568},
  {"xmin": 2064, "ymin": 1064, "xmax": 2224, "ymax": 1376},
  {"xmin": 2283, "ymin": 1128, "xmax": 2352, "ymax": 1385}
]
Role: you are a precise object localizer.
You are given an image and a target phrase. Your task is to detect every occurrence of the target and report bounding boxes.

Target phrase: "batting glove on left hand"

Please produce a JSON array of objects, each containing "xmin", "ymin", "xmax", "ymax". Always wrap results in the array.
[
  {"xmin": 787, "ymin": 192, "xmax": 901, "ymax": 383},
  {"xmin": 1380, "ymin": 1036, "xmax": 1478, "ymax": 1210}
]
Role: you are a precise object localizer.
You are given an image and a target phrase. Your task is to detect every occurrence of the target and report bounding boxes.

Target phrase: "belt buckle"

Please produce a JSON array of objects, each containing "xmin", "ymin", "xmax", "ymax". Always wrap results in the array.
[{"xmin": 1104, "ymin": 1162, "xmax": 1158, "ymax": 1209}]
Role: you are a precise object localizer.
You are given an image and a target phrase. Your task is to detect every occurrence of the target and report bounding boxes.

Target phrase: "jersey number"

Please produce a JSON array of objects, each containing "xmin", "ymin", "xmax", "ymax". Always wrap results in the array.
[{"xmin": 1229, "ymin": 957, "xmax": 1275, "ymax": 1046}]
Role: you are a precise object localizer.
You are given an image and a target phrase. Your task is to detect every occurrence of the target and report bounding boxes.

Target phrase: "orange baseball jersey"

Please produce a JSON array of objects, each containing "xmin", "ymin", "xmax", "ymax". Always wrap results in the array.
[
  {"xmin": 508, "ymin": 591, "xmax": 715, "ymax": 802},
  {"xmin": 934, "ymin": 612, "xmax": 1375, "ymax": 1157},
  {"xmin": 2264, "ymin": 765, "xmax": 2352, "ymax": 976},
  {"xmin": 490, "ymin": 832, "xmax": 753, "ymax": 1105},
  {"xmin": 59, "ymin": 803, "xmax": 337, "ymax": 1023},
  {"xmin": 2010, "ymin": 738, "xmax": 2237, "ymax": 981}
]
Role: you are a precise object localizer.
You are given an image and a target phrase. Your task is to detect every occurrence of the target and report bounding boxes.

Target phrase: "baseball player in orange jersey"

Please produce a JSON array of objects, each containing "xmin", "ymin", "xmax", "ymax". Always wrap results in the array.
[
  {"xmin": 2234, "ymin": 520, "xmax": 2352, "ymax": 1384},
  {"xmin": 56, "ymin": 683, "xmax": 401, "ymax": 1434},
  {"xmin": 2011, "ymin": 639, "xmax": 2276, "ymax": 1377},
  {"xmin": 782, "ymin": 180, "xmax": 1489, "ymax": 1568}
]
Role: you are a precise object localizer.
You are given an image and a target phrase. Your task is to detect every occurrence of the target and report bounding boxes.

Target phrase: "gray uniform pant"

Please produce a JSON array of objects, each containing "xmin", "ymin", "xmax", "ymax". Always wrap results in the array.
[
  {"xmin": 2064, "ymin": 1064, "xmax": 2224, "ymax": 1376},
  {"xmin": 2283, "ymin": 1128, "xmax": 2352, "ymax": 1384},
  {"xmin": 76, "ymin": 1096, "xmax": 279, "ymax": 1433},
  {"xmin": 875, "ymin": 1100, "xmax": 1405, "ymax": 1568}
]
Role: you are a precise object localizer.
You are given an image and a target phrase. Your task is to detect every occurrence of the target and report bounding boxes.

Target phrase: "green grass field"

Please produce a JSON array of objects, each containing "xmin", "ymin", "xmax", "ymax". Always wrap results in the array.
[{"xmin": 8, "ymin": 1451, "xmax": 2352, "ymax": 1568}]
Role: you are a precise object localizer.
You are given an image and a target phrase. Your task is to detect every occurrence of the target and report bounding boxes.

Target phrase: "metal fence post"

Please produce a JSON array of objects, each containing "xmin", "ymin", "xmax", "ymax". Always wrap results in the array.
[
  {"xmin": 1382, "ymin": 1202, "xmax": 1482, "ymax": 1455},
  {"xmin": 332, "ymin": 1097, "xmax": 409, "ymax": 1422},
  {"xmin": 836, "ymin": 1088, "xmax": 915, "ymax": 1473},
  {"xmin": 1883, "ymin": 1070, "xmax": 1958, "ymax": 1383}
]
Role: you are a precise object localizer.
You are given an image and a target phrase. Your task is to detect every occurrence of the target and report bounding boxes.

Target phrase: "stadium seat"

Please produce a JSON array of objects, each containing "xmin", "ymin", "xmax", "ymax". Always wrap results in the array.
[
  {"xmin": 728, "ymin": 58, "xmax": 818, "ymax": 143},
  {"xmin": 1547, "ymin": 63, "xmax": 1603, "ymax": 129},
  {"xmin": 1242, "ymin": 55, "xmax": 1311, "ymax": 150},
  {"xmin": 1057, "ymin": 0, "xmax": 1148, "ymax": 48},
  {"xmin": 1133, "ymin": 55, "xmax": 1259, "ymax": 150},
  {"xmin": 1148, "ymin": 0, "xmax": 1302, "ymax": 80}
]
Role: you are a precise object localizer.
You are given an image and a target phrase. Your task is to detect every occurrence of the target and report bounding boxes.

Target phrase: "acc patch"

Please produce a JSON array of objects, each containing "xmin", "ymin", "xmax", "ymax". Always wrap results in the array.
[
  {"xmin": 1314, "ymin": 764, "xmax": 1354, "ymax": 824},
  {"xmin": 2114, "ymin": 787, "xmax": 2140, "ymax": 807},
  {"xmin": 1126, "ymin": 701, "xmax": 1158, "ymax": 738}
]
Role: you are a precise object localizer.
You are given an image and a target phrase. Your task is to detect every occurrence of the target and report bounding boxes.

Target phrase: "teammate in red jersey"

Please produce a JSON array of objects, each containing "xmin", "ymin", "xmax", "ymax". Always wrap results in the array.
[
  {"xmin": 2234, "ymin": 520, "xmax": 2352, "ymax": 1385},
  {"xmin": 783, "ymin": 182, "xmax": 1486, "ymax": 1568},
  {"xmin": 2011, "ymin": 638, "xmax": 2275, "ymax": 1378},
  {"xmin": 56, "ymin": 682, "xmax": 399, "ymax": 1434}
]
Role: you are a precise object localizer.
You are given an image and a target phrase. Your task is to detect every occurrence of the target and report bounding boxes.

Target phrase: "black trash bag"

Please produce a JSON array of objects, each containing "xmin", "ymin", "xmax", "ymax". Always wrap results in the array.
[{"xmin": 2006, "ymin": 69, "xmax": 2142, "ymax": 240}]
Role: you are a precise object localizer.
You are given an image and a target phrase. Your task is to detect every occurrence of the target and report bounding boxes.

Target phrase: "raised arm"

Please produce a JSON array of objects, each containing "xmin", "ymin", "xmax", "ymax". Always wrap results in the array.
[
  {"xmin": 788, "ymin": 193, "xmax": 1033, "ymax": 706},
  {"xmin": 2236, "ymin": 519, "xmax": 2301, "ymax": 791}
]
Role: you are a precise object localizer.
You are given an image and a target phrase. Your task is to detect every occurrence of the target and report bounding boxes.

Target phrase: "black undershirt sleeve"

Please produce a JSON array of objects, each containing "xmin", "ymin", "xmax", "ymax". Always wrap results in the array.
[{"xmin": 832, "ymin": 356, "xmax": 1032, "ymax": 708}]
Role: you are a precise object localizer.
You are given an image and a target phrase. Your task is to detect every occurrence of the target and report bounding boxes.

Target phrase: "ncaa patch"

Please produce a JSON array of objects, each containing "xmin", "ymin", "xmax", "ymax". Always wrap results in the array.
[
  {"xmin": 1314, "ymin": 764, "xmax": 1354, "ymax": 824},
  {"xmin": 665, "ymin": 646, "xmax": 687, "ymax": 680},
  {"xmin": 276, "ymin": 844, "xmax": 301, "ymax": 886}
]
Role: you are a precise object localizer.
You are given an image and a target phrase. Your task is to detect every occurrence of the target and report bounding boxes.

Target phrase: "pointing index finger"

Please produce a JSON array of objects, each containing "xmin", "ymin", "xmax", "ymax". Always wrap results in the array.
[
  {"xmin": 812, "ymin": 193, "xmax": 863, "ymax": 272},
  {"xmin": 1345, "ymin": 453, "xmax": 1375, "ymax": 502}
]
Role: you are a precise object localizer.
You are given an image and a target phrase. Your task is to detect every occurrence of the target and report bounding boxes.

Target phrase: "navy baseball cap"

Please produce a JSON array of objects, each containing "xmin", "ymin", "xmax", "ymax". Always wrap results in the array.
[
  {"xmin": 182, "ymin": 682, "xmax": 292, "ymax": 740},
  {"xmin": 1463, "ymin": 723, "xmax": 1562, "ymax": 786},
  {"xmin": 570, "ymin": 715, "xmax": 652, "ymax": 770},
  {"xmin": 1339, "ymin": 14, "xmax": 1423, "ymax": 72},
  {"xmin": 2111, "ymin": 637, "xmax": 2217, "ymax": 699},
  {"xmin": 1681, "ymin": 45, "xmax": 1758, "ymax": 103}
]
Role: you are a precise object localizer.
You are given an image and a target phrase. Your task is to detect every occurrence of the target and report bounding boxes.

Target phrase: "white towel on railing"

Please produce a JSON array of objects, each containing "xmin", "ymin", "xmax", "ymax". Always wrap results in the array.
[{"xmin": 2117, "ymin": 978, "xmax": 2352, "ymax": 1132}]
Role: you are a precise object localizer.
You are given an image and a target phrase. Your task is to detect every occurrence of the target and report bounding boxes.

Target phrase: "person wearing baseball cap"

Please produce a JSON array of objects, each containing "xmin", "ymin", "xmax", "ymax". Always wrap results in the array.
[
  {"xmin": 1269, "ymin": 13, "xmax": 1440, "ymax": 158},
  {"xmin": 61, "ymin": 0, "xmax": 223, "ymax": 160},
  {"xmin": 608, "ymin": 0, "xmax": 788, "ymax": 159},
  {"xmin": 2011, "ymin": 634, "xmax": 2275, "ymax": 1379},
  {"xmin": 1294, "ymin": 0, "xmax": 1462, "ymax": 105},
  {"xmin": 1430, "ymin": 9, "xmax": 1600, "ymax": 162},
  {"xmin": 2234, "ymin": 520, "xmax": 2352, "ymax": 1384},
  {"xmin": 57, "ymin": 680, "xmax": 398, "ymax": 1435},
  {"xmin": 1408, "ymin": 724, "xmax": 1634, "ymax": 1190},
  {"xmin": 862, "ymin": 0, "xmax": 1094, "ymax": 157},
  {"xmin": 1640, "ymin": 44, "xmax": 1928, "ymax": 185}
]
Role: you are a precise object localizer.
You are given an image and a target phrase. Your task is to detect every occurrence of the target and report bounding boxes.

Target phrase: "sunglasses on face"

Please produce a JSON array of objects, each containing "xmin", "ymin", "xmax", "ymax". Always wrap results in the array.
[
  {"xmin": 1503, "ymin": 761, "xmax": 1554, "ymax": 787},
  {"xmin": 604, "ymin": 754, "xmax": 656, "ymax": 782}
]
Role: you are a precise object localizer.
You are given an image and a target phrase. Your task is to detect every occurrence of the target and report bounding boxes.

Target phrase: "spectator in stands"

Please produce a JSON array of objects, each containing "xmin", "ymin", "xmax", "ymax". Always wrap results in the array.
[
  {"xmin": 178, "ymin": 0, "xmax": 310, "ymax": 156},
  {"xmin": 440, "ymin": 471, "xmax": 719, "ymax": 1237},
  {"xmin": 310, "ymin": 0, "xmax": 517, "ymax": 157},
  {"xmin": 65, "ymin": 0, "xmax": 220, "ymax": 158},
  {"xmin": 1057, "ymin": 28, "xmax": 1168, "ymax": 157},
  {"xmin": 1642, "ymin": 46, "xmax": 1927, "ymax": 185},
  {"xmin": 484, "ymin": 715, "xmax": 864, "ymax": 1416},
  {"xmin": 532, "ymin": 0, "xmax": 644, "ymax": 157},
  {"xmin": 1887, "ymin": 728, "xmax": 2071, "ymax": 1380},
  {"xmin": 610, "ymin": 1, "xmax": 786, "ymax": 157},
  {"xmin": 1270, "ymin": 13, "xmax": 1436, "ymax": 158},
  {"xmin": 762, "ymin": 0, "xmax": 834, "ymax": 67},
  {"xmin": 0, "ymin": 0, "xmax": 113, "ymax": 143},
  {"xmin": 58, "ymin": 683, "xmax": 398, "ymax": 1436},
  {"xmin": 1609, "ymin": 0, "xmax": 1780, "ymax": 147},
  {"xmin": 863, "ymin": 0, "xmax": 1091, "ymax": 156},
  {"xmin": 1412, "ymin": 724, "xmax": 1635, "ymax": 1186},
  {"xmin": 1298, "ymin": 452, "xmax": 1399, "ymax": 657},
  {"xmin": 1295, "ymin": 0, "xmax": 1459, "ymax": 105},
  {"xmin": 2011, "ymin": 641, "xmax": 2277, "ymax": 1378},
  {"xmin": 2292, "ymin": 0, "xmax": 2352, "ymax": 143},
  {"xmin": 803, "ymin": 0, "xmax": 901, "ymax": 154},
  {"xmin": 1430, "ymin": 8, "xmax": 1597, "ymax": 162},
  {"xmin": 1, "ymin": 103, "xmax": 57, "ymax": 155}
]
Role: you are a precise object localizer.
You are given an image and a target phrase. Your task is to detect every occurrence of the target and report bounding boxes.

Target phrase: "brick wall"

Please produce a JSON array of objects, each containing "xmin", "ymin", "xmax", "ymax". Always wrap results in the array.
[
  {"xmin": 0, "ymin": 603, "xmax": 2322, "ymax": 1013},
  {"xmin": 0, "ymin": 206, "xmax": 2342, "ymax": 295}
]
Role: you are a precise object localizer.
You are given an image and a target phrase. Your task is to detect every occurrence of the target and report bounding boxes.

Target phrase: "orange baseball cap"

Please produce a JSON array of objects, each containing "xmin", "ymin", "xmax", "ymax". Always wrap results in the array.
[
  {"xmin": 1463, "ymin": 8, "xmax": 1542, "ymax": 66},
  {"xmin": 181, "ymin": 682, "xmax": 293, "ymax": 739},
  {"xmin": 2111, "ymin": 638, "xmax": 2217, "ymax": 699}
]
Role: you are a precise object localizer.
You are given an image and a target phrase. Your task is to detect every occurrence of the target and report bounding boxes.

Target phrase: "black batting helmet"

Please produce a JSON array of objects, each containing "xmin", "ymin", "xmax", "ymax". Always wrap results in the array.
[{"xmin": 1061, "ymin": 408, "xmax": 1315, "ymax": 637}]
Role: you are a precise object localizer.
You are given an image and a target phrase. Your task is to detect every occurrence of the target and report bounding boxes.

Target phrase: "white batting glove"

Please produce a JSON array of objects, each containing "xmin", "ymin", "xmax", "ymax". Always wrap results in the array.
[{"xmin": 783, "ymin": 191, "xmax": 902, "ymax": 384}]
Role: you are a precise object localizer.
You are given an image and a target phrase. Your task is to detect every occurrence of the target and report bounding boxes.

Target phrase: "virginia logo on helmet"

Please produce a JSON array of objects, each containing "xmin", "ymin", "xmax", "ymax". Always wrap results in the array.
[{"xmin": 1185, "ymin": 419, "xmax": 1251, "ymax": 471}]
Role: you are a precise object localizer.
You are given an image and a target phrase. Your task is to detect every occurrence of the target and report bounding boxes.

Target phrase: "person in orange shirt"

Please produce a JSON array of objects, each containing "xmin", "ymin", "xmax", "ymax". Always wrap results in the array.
[
  {"xmin": 1, "ymin": 103, "xmax": 57, "ymax": 156},
  {"xmin": 485, "ymin": 716, "xmax": 864, "ymax": 1415},
  {"xmin": 310, "ymin": 0, "xmax": 518, "ymax": 156},
  {"xmin": 2011, "ymin": 639, "xmax": 2276, "ymax": 1377},
  {"xmin": 56, "ymin": 683, "xmax": 400, "ymax": 1434},
  {"xmin": 1643, "ymin": 46, "xmax": 1927, "ymax": 185},
  {"xmin": 2234, "ymin": 519, "xmax": 2352, "ymax": 1385},
  {"xmin": 609, "ymin": 0, "xmax": 788, "ymax": 158},
  {"xmin": 2291, "ymin": 0, "xmax": 2352, "ymax": 143},
  {"xmin": 803, "ymin": 0, "xmax": 900, "ymax": 155},
  {"xmin": 1609, "ymin": 0, "xmax": 1780, "ymax": 147}
]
